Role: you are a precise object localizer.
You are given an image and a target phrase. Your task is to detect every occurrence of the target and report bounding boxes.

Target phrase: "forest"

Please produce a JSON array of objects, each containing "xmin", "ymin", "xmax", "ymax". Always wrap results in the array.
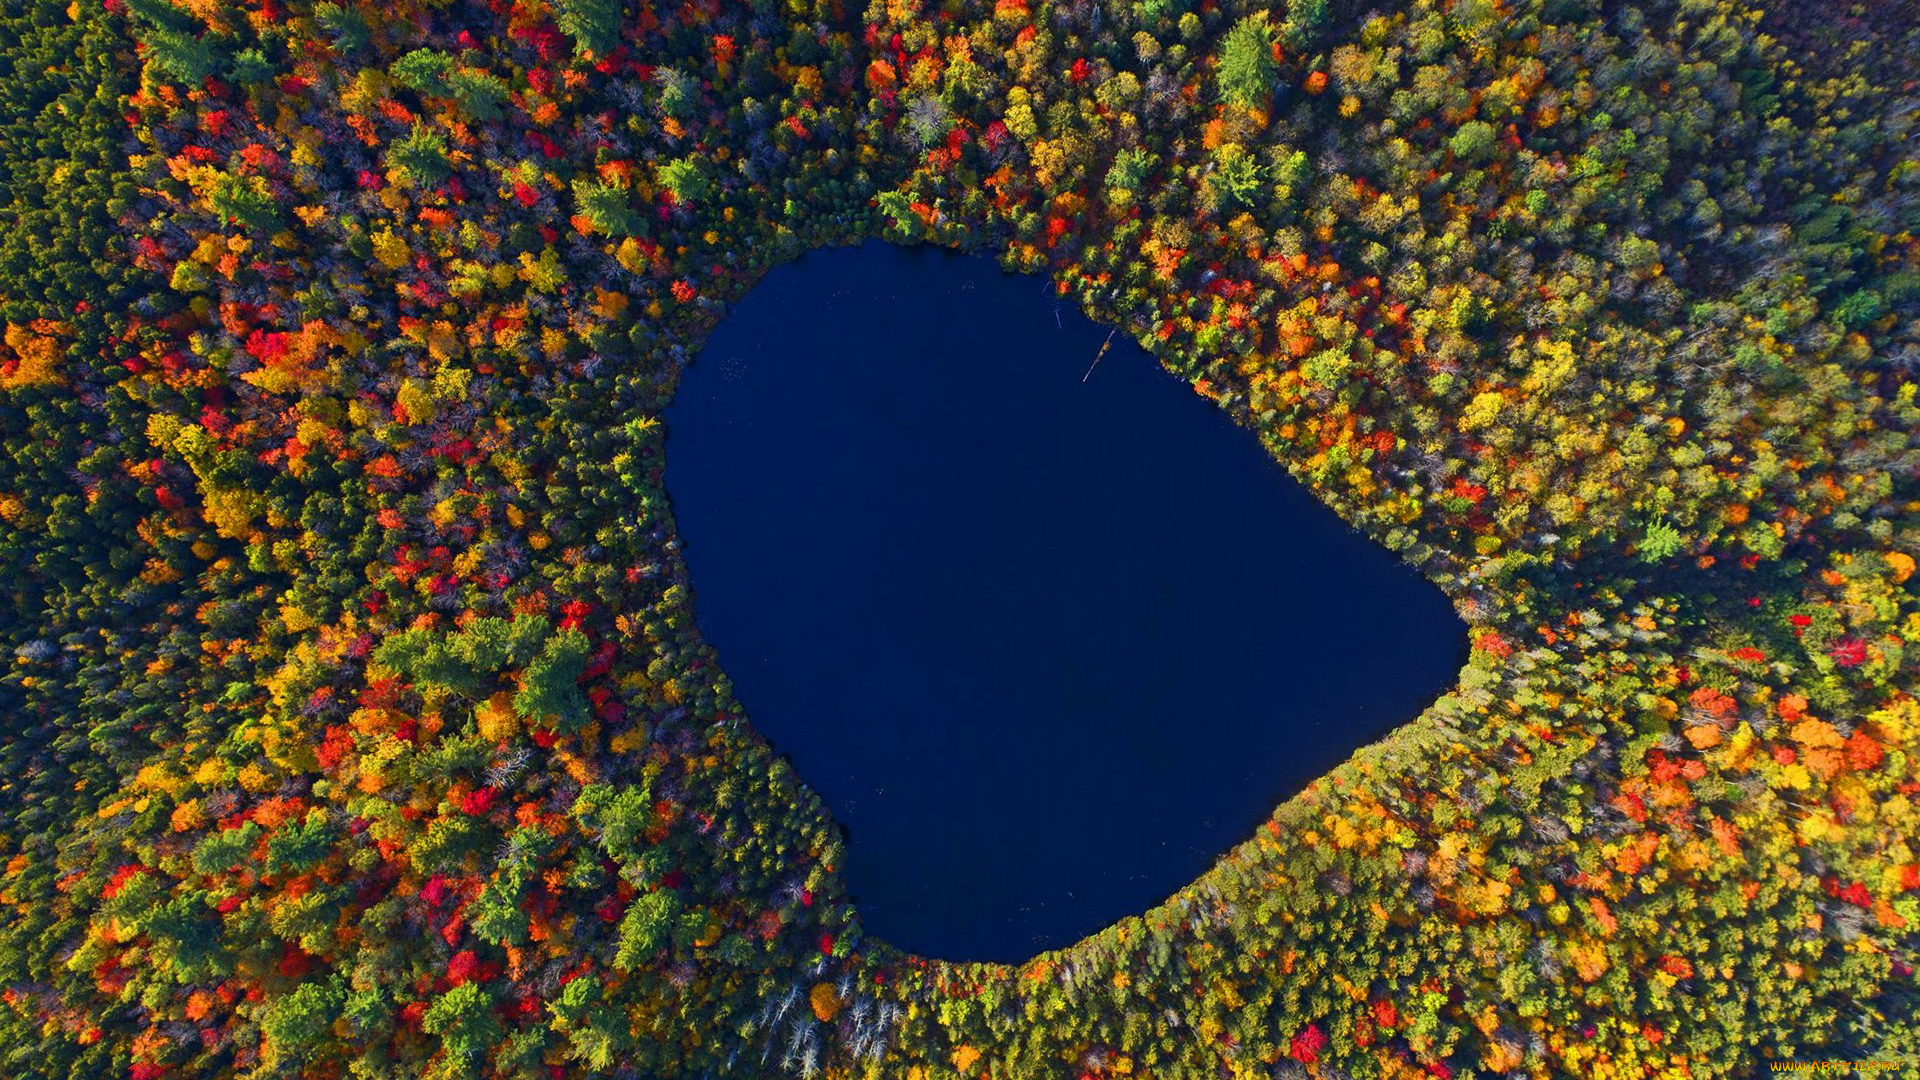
[{"xmin": 0, "ymin": 0, "xmax": 1916, "ymax": 1076}]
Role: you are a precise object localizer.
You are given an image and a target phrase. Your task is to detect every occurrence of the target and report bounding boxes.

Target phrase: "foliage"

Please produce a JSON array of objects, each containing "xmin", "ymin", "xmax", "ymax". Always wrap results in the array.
[
  {"xmin": 0, "ymin": 0, "xmax": 1915, "ymax": 1076},
  {"xmin": 1216, "ymin": 13, "xmax": 1277, "ymax": 111}
]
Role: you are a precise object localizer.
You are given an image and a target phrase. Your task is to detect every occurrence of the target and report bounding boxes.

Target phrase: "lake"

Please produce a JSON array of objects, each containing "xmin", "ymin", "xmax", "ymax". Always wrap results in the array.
[{"xmin": 663, "ymin": 241, "xmax": 1465, "ymax": 963}]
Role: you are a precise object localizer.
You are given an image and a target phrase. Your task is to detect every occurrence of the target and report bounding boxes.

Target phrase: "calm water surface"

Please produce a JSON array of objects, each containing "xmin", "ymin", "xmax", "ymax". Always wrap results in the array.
[{"xmin": 664, "ymin": 242, "xmax": 1465, "ymax": 962}]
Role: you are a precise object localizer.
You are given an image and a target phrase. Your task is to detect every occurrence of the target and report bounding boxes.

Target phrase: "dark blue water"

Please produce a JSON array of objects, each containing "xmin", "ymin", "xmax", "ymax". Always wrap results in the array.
[{"xmin": 664, "ymin": 242, "xmax": 1464, "ymax": 963}]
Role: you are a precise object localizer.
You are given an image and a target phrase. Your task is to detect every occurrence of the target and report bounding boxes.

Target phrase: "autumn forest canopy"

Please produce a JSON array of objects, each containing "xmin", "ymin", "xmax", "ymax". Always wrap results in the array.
[{"xmin": 0, "ymin": 0, "xmax": 1917, "ymax": 1076}]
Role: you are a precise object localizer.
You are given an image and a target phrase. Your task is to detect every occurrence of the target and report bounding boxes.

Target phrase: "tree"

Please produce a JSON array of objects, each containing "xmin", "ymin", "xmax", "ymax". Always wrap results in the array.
[
  {"xmin": 1206, "ymin": 143, "xmax": 1263, "ymax": 209},
  {"xmin": 553, "ymin": 0, "xmax": 622, "ymax": 57},
  {"xmin": 387, "ymin": 124, "xmax": 452, "ymax": 188},
  {"xmin": 907, "ymin": 94, "xmax": 951, "ymax": 147},
  {"xmin": 207, "ymin": 172, "xmax": 281, "ymax": 233},
  {"xmin": 1450, "ymin": 119, "xmax": 1497, "ymax": 161},
  {"xmin": 549, "ymin": 974, "xmax": 625, "ymax": 1068},
  {"xmin": 575, "ymin": 782, "xmax": 656, "ymax": 854},
  {"xmin": 373, "ymin": 615, "xmax": 551, "ymax": 700},
  {"xmin": 469, "ymin": 876, "xmax": 531, "ymax": 946},
  {"xmin": 421, "ymin": 983, "xmax": 502, "ymax": 1065},
  {"xmin": 449, "ymin": 70, "xmax": 510, "ymax": 121},
  {"xmin": 1217, "ymin": 13, "xmax": 1278, "ymax": 111},
  {"xmin": 260, "ymin": 979, "xmax": 344, "ymax": 1064},
  {"xmin": 1639, "ymin": 520, "xmax": 1685, "ymax": 562},
  {"xmin": 1280, "ymin": 0, "xmax": 1328, "ymax": 50},
  {"xmin": 264, "ymin": 808, "xmax": 336, "ymax": 876},
  {"xmin": 875, "ymin": 190, "xmax": 919, "ymax": 235},
  {"xmin": 1106, "ymin": 147, "xmax": 1156, "ymax": 196},
  {"xmin": 311, "ymin": 1, "xmax": 370, "ymax": 52},
  {"xmin": 140, "ymin": 27, "xmax": 215, "ymax": 84},
  {"xmin": 573, "ymin": 177, "xmax": 642, "ymax": 237},
  {"xmin": 657, "ymin": 67, "xmax": 699, "ymax": 119},
  {"xmin": 513, "ymin": 627, "xmax": 590, "ymax": 729},
  {"xmin": 657, "ymin": 156, "xmax": 712, "ymax": 204},
  {"xmin": 614, "ymin": 891, "xmax": 680, "ymax": 970},
  {"xmin": 390, "ymin": 48, "xmax": 453, "ymax": 95}
]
